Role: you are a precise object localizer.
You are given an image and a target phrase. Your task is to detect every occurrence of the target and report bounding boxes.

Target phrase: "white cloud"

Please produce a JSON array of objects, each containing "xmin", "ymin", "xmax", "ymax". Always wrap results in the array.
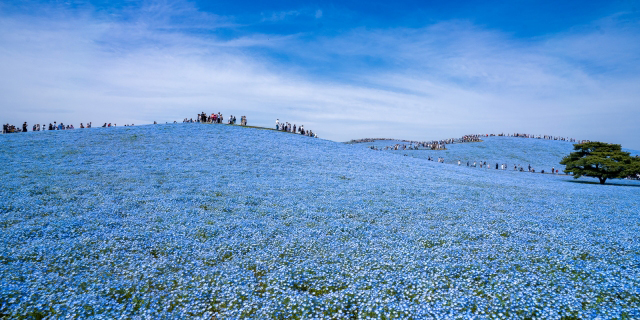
[
  {"xmin": 0, "ymin": 3, "xmax": 639, "ymax": 148},
  {"xmin": 261, "ymin": 10, "xmax": 300, "ymax": 22}
]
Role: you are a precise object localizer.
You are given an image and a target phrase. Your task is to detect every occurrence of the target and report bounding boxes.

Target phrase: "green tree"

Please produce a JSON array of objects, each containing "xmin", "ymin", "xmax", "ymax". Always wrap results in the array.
[
  {"xmin": 623, "ymin": 156, "xmax": 640, "ymax": 179},
  {"xmin": 560, "ymin": 142, "xmax": 639, "ymax": 184}
]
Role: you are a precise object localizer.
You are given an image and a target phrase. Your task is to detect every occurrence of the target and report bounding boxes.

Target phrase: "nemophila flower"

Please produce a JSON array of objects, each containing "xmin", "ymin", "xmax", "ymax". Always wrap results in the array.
[{"xmin": 0, "ymin": 124, "xmax": 639, "ymax": 318}]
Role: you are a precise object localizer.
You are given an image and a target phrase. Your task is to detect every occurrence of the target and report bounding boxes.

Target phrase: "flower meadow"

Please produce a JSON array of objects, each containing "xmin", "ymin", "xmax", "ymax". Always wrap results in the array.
[
  {"xmin": 1, "ymin": 124, "xmax": 639, "ymax": 319},
  {"xmin": 355, "ymin": 137, "xmax": 639, "ymax": 172}
]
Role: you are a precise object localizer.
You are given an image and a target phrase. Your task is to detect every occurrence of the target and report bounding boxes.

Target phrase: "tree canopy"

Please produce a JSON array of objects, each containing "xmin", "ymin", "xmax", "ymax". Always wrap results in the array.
[{"xmin": 560, "ymin": 142, "xmax": 640, "ymax": 184}]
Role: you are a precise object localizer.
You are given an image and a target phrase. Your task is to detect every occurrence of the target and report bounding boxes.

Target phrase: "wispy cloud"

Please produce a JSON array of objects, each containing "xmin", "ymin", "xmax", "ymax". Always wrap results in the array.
[
  {"xmin": 0, "ymin": 1, "xmax": 639, "ymax": 148},
  {"xmin": 261, "ymin": 10, "xmax": 301, "ymax": 22},
  {"xmin": 259, "ymin": 7, "xmax": 324, "ymax": 23}
]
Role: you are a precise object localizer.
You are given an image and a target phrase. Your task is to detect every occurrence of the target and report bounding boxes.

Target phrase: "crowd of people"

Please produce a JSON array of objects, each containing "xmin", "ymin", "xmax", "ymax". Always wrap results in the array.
[
  {"xmin": 2, "ymin": 122, "xmax": 26, "ymax": 133},
  {"xmin": 275, "ymin": 119, "xmax": 317, "ymax": 138},
  {"xmin": 412, "ymin": 156, "xmax": 565, "ymax": 175},
  {"xmin": 178, "ymin": 114, "xmax": 317, "ymax": 137},
  {"xmin": 99, "ymin": 123, "xmax": 131, "ymax": 127},
  {"xmin": 5, "ymin": 113, "xmax": 316, "ymax": 137},
  {"xmin": 359, "ymin": 133, "xmax": 589, "ymax": 152},
  {"xmin": 2, "ymin": 121, "xmax": 143, "ymax": 133},
  {"xmin": 360, "ymin": 132, "xmax": 601, "ymax": 176},
  {"xmin": 462, "ymin": 160, "xmax": 639, "ymax": 179},
  {"xmin": 183, "ymin": 112, "xmax": 247, "ymax": 126},
  {"xmin": 450, "ymin": 160, "xmax": 562, "ymax": 175},
  {"xmin": 410, "ymin": 154, "xmax": 561, "ymax": 175},
  {"xmin": 373, "ymin": 133, "xmax": 640, "ymax": 179},
  {"xmin": 2, "ymin": 122, "xmax": 98, "ymax": 133},
  {"xmin": 363, "ymin": 133, "xmax": 590, "ymax": 152},
  {"xmin": 367, "ymin": 134, "xmax": 485, "ymax": 151},
  {"xmin": 497, "ymin": 132, "xmax": 587, "ymax": 143}
]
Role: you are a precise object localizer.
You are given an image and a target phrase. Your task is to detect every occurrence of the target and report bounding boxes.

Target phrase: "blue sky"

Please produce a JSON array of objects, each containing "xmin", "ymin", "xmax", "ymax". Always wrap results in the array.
[{"xmin": 1, "ymin": 0, "xmax": 639, "ymax": 148}]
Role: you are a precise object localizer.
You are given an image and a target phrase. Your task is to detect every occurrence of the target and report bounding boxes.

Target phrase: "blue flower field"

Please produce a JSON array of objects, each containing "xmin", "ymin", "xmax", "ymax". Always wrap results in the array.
[
  {"xmin": 354, "ymin": 137, "xmax": 639, "ymax": 172},
  {"xmin": 1, "ymin": 124, "xmax": 639, "ymax": 318}
]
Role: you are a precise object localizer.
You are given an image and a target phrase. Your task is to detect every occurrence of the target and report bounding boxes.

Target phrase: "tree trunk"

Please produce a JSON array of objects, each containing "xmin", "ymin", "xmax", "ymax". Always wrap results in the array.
[{"xmin": 599, "ymin": 177, "xmax": 606, "ymax": 184}]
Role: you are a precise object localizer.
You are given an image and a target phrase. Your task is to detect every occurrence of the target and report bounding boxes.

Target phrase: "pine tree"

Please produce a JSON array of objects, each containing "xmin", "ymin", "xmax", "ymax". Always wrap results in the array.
[
  {"xmin": 560, "ymin": 142, "xmax": 638, "ymax": 184},
  {"xmin": 623, "ymin": 156, "xmax": 640, "ymax": 179}
]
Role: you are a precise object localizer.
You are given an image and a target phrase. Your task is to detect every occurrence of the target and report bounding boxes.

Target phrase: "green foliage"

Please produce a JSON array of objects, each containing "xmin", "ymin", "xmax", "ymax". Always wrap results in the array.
[
  {"xmin": 622, "ymin": 156, "xmax": 640, "ymax": 178},
  {"xmin": 560, "ymin": 142, "xmax": 640, "ymax": 184}
]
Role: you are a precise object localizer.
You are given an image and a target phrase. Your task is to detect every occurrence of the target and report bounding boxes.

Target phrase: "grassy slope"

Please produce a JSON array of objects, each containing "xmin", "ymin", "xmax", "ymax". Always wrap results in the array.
[
  {"xmin": 354, "ymin": 136, "xmax": 640, "ymax": 172},
  {"xmin": 0, "ymin": 124, "xmax": 639, "ymax": 318}
]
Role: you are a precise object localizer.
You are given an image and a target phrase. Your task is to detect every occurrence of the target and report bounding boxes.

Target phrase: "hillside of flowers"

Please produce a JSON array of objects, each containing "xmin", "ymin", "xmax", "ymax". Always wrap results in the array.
[
  {"xmin": 355, "ymin": 136, "xmax": 639, "ymax": 172},
  {"xmin": 1, "ymin": 124, "xmax": 639, "ymax": 318}
]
